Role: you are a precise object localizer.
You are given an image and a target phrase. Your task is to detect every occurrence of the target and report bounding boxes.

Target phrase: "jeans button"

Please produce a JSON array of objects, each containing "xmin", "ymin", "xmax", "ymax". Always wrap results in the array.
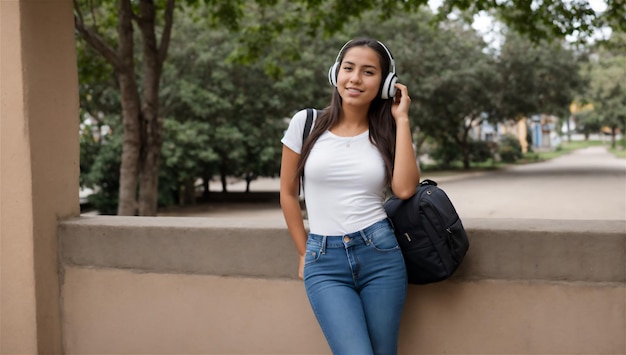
[{"xmin": 343, "ymin": 236, "xmax": 350, "ymax": 243}]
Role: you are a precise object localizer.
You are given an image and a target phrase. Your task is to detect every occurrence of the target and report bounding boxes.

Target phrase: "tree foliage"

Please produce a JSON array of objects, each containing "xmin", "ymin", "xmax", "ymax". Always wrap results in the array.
[
  {"xmin": 76, "ymin": 0, "xmax": 619, "ymax": 213},
  {"xmin": 160, "ymin": 6, "xmax": 330, "ymax": 196},
  {"xmin": 496, "ymin": 32, "xmax": 586, "ymax": 120},
  {"xmin": 437, "ymin": 0, "xmax": 625, "ymax": 42},
  {"xmin": 578, "ymin": 34, "xmax": 626, "ymax": 148},
  {"xmin": 159, "ymin": 119, "xmax": 218, "ymax": 205},
  {"xmin": 413, "ymin": 20, "xmax": 500, "ymax": 169}
]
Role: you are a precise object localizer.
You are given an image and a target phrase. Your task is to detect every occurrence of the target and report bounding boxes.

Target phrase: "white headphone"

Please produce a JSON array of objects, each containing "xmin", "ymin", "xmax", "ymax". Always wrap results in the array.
[{"xmin": 328, "ymin": 40, "xmax": 398, "ymax": 100}]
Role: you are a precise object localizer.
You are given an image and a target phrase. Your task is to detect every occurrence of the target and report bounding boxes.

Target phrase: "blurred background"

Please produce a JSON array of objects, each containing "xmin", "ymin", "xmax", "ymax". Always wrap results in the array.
[{"xmin": 74, "ymin": 0, "xmax": 625, "ymax": 216}]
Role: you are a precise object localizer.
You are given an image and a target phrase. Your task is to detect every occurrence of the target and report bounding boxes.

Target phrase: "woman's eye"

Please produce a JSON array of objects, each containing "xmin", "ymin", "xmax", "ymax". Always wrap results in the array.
[{"xmin": 343, "ymin": 66, "xmax": 353, "ymax": 71}]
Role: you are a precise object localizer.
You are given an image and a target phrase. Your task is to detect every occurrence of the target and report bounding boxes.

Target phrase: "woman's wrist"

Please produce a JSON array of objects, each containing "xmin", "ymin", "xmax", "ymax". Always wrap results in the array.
[{"xmin": 395, "ymin": 116, "xmax": 410, "ymax": 125}]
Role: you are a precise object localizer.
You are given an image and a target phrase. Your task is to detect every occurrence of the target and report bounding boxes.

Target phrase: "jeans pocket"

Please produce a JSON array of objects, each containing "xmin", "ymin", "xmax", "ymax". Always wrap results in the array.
[
  {"xmin": 304, "ymin": 237, "xmax": 322, "ymax": 266},
  {"xmin": 368, "ymin": 227, "xmax": 400, "ymax": 252}
]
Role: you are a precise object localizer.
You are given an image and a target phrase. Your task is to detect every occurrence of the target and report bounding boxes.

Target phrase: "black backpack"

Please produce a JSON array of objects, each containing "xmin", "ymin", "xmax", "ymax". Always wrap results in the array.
[{"xmin": 384, "ymin": 179, "xmax": 469, "ymax": 284}]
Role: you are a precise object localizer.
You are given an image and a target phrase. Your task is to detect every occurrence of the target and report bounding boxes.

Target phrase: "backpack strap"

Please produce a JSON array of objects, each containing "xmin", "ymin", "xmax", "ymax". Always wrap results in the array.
[
  {"xmin": 299, "ymin": 108, "xmax": 318, "ymax": 196},
  {"xmin": 303, "ymin": 108, "xmax": 315, "ymax": 142}
]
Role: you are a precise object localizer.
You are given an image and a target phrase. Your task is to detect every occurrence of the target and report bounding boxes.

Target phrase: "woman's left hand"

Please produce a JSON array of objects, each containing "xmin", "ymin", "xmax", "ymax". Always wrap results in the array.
[{"xmin": 390, "ymin": 83, "xmax": 411, "ymax": 122}]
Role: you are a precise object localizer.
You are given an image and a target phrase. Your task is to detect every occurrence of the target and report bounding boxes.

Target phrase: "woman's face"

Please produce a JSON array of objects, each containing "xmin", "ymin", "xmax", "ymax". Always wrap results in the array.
[{"xmin": 336, "ymin": 46, "xmax": 382, "ymax": 107}]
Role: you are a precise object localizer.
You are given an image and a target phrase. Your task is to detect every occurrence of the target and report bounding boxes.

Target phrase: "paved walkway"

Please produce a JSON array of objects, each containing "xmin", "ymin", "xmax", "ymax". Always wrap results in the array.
[
  {"xmin": 161, "ymin": 146, "xmax": 626, "ymax": 221},
  {"xmin": 440, "ymin": 146, "xmax": 625, "ymax": 220}
]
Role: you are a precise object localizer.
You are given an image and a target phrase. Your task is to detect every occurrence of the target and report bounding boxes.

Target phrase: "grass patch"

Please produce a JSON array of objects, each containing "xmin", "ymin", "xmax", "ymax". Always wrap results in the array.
[
  {"xmin": 559, "ymin": 139, "xmax": 605, "ymax": 151},
  {"xmin": 608, "ymin": 138, "xmax": 626, "ymax": 158},
  {"xmin": 522, "ymin": 151, "xmax": 558, "ymax": 162},
  {"xmin": 609, "ymin": 148, "xmax": 626, "ymax": 158},
  {"xmin": 609, "ymin": 138, "xmax": 626, "ymax": 158},
  {"xmin": 421, "ymin": 138, "xmax": 624, "ymax": 173},
  {"xmin": 522, "ymin": 140, "xmax": 606, "ymax": 162}
]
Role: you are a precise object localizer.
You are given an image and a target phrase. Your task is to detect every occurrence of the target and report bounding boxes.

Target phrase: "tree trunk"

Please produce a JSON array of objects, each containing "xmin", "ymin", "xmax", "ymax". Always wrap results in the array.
[
  {"xmin": 245, "ymin": 175, "xmax": 252, "ymax": 193},
  {"xmin": 611, "ymin": 125, "xmax": 617, "ymax": 149},
  {"xmin": 460, "ymin": 123, "xmax": 472, "ymax": 170},
  {"xmin": 117, "ymin": 0, "xmax": 142, "ymax": 215},
  {"xmin": 182, "ymin": 178, "xmax": 196, "ymax": 205},
  {"xmin": 221, "ymin": 173, "xmax": 228, "ymax": 192},
  {"xmin": 201, "ymin": 175, "xmax": 211, "ymax": 201},
  {"xmin": 138, "ymin": 152, "xmax": 160, "ymax": 215},
  {"xmin": 566, "ymin": 115, "xmax": 572, "ymax": 142},
  {"xmin": 137, "ymin": 0, "xmax": 164, "ymax": 216},
  {"xmin": 462, "ymin": 143, "xmax": 471, "ymax": 170}
]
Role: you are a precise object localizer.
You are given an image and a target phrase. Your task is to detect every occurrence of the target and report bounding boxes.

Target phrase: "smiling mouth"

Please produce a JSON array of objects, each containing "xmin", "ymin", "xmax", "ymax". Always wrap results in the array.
[{"xmin": 346, "ymin": 87, "xmax": 363, "ymax": 93}]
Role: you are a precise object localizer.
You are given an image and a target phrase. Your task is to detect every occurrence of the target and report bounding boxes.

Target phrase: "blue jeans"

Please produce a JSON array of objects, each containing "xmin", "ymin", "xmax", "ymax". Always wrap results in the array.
[{"xmin": 303, "ymin": 219, "xmax": 408, "ymax": 355}]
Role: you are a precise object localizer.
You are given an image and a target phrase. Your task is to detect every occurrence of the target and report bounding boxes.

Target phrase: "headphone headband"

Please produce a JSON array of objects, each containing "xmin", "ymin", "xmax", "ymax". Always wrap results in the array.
[{"xmin": 333, "ymin": 40, "xmax": 396, "ymax": 73}]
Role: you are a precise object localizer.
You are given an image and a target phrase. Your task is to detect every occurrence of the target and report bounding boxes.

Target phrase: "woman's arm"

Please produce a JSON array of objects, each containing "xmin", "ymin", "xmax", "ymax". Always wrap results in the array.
[
  {"xmin": 279, "ymin": 145, "xmax": 308, "ymax": 279},
  {"xmin": 390, "ymin": 83, "xmax": 420, "ymax": 199}
]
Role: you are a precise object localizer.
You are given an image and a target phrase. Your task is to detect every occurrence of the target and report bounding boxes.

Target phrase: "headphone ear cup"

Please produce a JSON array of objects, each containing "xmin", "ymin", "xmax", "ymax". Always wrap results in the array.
[
  {"xmin": 328, "ymin": 62, "xmax": 339, "ymax": 86},
  {"xmin": 381, "ymin": 73, "xmax": 398, "ymax": 99}
]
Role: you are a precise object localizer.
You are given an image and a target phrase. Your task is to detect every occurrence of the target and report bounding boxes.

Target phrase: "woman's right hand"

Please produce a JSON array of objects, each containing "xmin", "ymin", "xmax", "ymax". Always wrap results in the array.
[{"xmin": 298, "ymin": 254, "xmax": 305, "ymax": 280}]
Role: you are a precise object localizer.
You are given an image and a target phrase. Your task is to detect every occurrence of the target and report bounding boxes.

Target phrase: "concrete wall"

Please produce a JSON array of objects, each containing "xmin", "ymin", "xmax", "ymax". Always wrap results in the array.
[
  {"xmin": 1, "ymin": 1, "xmax": 79, "ymax": 353},
  {"xmin": 58, "ymin": 217, "xmax": 626, "ymax": 354}
]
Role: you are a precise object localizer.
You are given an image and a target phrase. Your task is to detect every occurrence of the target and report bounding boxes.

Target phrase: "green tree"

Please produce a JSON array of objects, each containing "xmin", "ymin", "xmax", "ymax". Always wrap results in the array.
[
  {"xmin": 580, "ymin": 35, "xmax": 626, "ymax": 148},
  {"xmin": 495, "ymin": 33, "xmax": 585, "ymax": 121},
  {"xmin": 159, "ymin": 10, "xmax": 330, "ymax": 196},
  {"xmin": 368, "ymin": 13, "xmax": 498, "ymax": 170},
  {"xmin": 491, "ymin": 33, "xmax": 586, "ymax": 154},
  {"xmin": 421, "ymin": 24, "xmax": 498, "ymax": 169},
  {"xmin": 75, "ymin": 0, "xmax": 175, "ymax": 215},
  {"xmin": 575, "ymin": 108, "xmax": 603, "ymax": 140},
  {"xmin": 160, "ymin": 119, "xmax": 219, "ymax": 205}
]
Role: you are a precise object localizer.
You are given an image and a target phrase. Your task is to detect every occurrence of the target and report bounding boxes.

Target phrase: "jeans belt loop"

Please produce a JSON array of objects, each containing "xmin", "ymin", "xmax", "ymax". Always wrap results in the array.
[
  {"xmin": 359, "ymin": 229, "xmax": 369, "ymax": 245},
  {"xmin": 321, "ymin": 235, "xmax": 327, "ymax": 254}
]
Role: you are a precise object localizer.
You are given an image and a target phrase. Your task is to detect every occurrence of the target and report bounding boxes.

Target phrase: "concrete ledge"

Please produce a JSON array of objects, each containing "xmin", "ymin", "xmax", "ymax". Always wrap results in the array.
[
  {"xmin": 456, "ymin": 218, "xmax": 626, "ymax": 283},
  {"xmin": 58, "ymin": 216, "xmax": 626, "ymax": 283},
  {"xmin": 59, "ymin": 216, "xmax": 299, "ymax": 279}
]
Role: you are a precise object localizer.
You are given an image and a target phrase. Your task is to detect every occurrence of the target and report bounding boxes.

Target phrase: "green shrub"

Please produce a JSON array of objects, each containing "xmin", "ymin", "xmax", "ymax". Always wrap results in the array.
[
  {"xmin": 469, "ymin": 140, "xmax": 494, "ymax": 163},
  {"xmin": 499, "ymin": 134, "xmax": 523, "ymax": 163},
  {"xmin": 83, "ymin": 133, "xmax": 121, "ymax": 215},
  {"xmin": 430, "ymin": 142, "xmax": 462, "ymax": 168}
]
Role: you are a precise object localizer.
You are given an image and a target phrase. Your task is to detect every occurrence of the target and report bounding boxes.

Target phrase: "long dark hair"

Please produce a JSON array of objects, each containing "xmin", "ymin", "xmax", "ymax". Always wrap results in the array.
[{"xmin": 296, "ymin": 37, "xmax": 397, "ymax": 184}]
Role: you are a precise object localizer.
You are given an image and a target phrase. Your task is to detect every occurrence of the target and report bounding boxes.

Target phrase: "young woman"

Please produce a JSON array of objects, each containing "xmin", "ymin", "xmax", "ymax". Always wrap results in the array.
[{"xmin": 279, "ymin": 37, "xmax": 420, "ymax": 355}]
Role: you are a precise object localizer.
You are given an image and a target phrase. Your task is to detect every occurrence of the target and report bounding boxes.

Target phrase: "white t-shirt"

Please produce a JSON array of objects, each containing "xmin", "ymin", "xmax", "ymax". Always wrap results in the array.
[{"xmin": 281, "ymin": 109, "xmax": 388, "ymax": 235}]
